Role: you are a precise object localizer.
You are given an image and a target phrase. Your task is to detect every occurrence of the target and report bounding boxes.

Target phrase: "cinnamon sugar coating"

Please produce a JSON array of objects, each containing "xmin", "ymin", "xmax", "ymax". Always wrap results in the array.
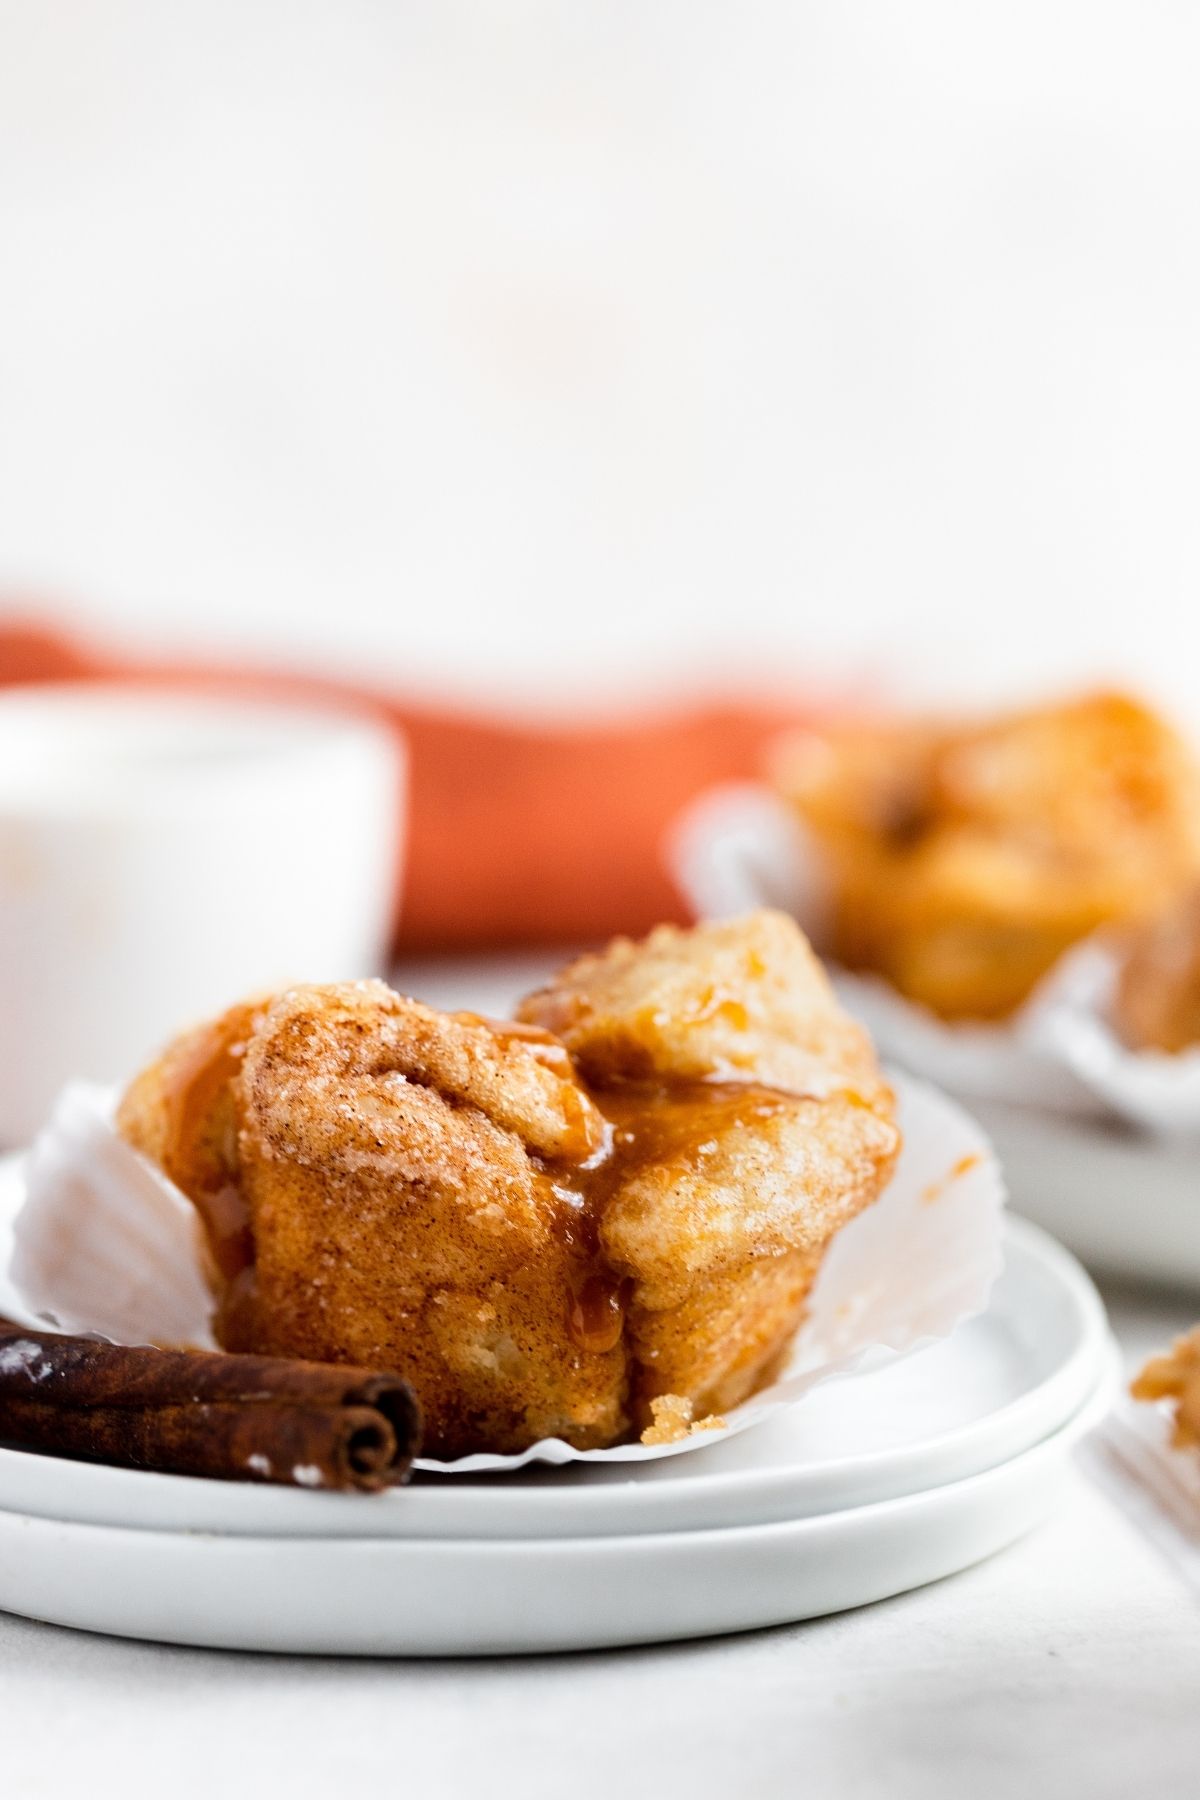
[{"xmin": 118, "ymin": 913, "xmax": 899, "ymax": 1458}]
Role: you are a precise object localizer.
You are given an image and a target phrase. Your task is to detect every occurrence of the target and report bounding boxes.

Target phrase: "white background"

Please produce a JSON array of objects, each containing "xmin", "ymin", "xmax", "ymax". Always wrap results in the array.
[{"xmin": 1, "ymin": 3, "xmax": 1198, "ymax": 719}]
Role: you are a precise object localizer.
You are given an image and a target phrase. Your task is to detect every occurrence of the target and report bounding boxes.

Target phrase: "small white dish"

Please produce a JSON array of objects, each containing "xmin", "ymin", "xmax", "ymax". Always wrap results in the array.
[
  {"xmin": 0, "ymin": 1215, "xmax": 1107, "ymax": 1539},
  {"xmin": 0, "ymin": 685, "xmax": 403, "ymax": 1145},
  {"xmin": 0, "ymin": 1364, "xmax": 1113, "ymax": 1656}
]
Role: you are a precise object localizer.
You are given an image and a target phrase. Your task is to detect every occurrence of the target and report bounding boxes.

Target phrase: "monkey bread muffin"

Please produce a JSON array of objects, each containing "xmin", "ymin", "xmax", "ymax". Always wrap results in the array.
[{"xmin": 118, "ymin": 911, "xmax": 900, "ymax": 1458}]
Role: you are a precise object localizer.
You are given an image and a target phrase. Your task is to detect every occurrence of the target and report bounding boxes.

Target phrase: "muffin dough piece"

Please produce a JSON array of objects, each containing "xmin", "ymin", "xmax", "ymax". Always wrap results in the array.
[
  {"xmin": 120, "ymin": 982, "xmax": 626, "ymax": 1459},
  {"xmin": 519, "ymin": 912, "xmax": 899, "ymax": 1424}
]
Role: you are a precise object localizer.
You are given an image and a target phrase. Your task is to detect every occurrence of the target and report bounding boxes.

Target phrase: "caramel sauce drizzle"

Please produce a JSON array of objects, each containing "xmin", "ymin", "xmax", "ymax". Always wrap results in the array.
[
  {"xmin": 548, "ymin": 1079, "xmax": 797, "ymax": 1355},
  {"xmin": 161, "ymin": 1010, "xmax": 801, "ymax": 1362}
]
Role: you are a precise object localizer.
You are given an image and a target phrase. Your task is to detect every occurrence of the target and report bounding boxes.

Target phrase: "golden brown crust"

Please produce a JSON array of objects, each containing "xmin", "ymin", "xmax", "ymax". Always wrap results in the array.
[
  {"xmin": 121, "ymin": 983, "xmax": 625, "ymax": 1457},
  {"xmin": 776, "ymin": 692, "xmax": 1200, "ymax": 1021},
  {"xmin": 526, "ymin": 912, "xmax": 899, "ymax": 1425},
  {"xmin": 240, "ymin": 985, "xmax": 624, "ymax": 1456},
  {"xmin": 519, "ymin": 911, "xmax": 891, "ymax": 1101},
  {"xmin": 117, "ymin": 914, "xmax": 899, "ymax": 1457}
]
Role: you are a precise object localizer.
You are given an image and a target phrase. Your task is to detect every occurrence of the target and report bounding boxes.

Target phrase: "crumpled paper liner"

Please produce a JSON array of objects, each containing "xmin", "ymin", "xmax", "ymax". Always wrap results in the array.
[
  {"xmin": 1023, "ymin": 942, "xmax": 1200, "ymax": 1139},
  {"xmin": 672, "ymin": 782, "xmax": 1200, "ymax": 1138},
  {"xmin": 12, "ymin": 1082, "xmax": 216, "ymax": 1348},
  {"xmin": 9, "ymin": 1072, "xmax": 1005, "ymax": 1473}
]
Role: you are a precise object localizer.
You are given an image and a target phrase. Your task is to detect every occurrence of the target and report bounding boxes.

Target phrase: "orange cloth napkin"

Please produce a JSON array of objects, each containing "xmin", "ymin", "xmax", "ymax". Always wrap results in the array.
[{"xmin": 0, "ymin": 620, "xmax": 807, "ymax": 954}]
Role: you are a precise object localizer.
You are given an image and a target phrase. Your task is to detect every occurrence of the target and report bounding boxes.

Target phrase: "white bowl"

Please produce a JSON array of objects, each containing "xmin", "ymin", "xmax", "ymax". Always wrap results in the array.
[{"xmin": 0, "ymin": 684, "xmax": 404, "ymax": 1144}]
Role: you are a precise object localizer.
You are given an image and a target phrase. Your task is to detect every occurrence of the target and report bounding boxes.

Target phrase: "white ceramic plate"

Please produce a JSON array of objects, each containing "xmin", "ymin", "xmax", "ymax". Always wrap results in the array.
[
  {"xmin": 970, "ymin": 1100, "xmax": 1200, "ymax": 1289},
  {"xmin": 0, "ymin": 1217, "xmax": 1108, "ymax": 1539},
  {"xmin": 0, "ymin": 1365, "xmax": 1113, "ymax": 1656}
]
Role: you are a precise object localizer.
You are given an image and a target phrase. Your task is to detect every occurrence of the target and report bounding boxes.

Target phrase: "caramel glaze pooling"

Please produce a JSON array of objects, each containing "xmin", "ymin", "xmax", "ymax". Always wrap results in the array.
[
  {"xmin": 163, "ymin": 1005, "xmax": 802, "ymax": 1369},
  {"xmin": 449, "ymin": 1013, "xmax": 798, "ymax": 1357},
  {"xmin": 547, "ymin": 1079, "xmax": 800, "ymax": 1356}
]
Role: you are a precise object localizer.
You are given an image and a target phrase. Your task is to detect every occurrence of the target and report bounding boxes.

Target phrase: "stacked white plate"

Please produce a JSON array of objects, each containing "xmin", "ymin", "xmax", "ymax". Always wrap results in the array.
[
  {"xmin": 967, "ymin": 1100, "xmax": 1200, "ymax": 1288},
  {"xmin": 0, "ymin": 1176, "xmax": 1113, "ymax": 1655}
]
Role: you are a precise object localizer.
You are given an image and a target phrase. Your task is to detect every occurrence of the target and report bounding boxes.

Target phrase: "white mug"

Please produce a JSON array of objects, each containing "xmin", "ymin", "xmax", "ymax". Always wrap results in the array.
[{"xmin": 0, "ymin": 685, "xmax": 405, "ymax": 1145}]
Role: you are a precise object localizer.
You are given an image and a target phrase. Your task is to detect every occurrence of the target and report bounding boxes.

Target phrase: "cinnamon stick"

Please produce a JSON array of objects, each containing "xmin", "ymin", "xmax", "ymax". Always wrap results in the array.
[{"xmin": 0, "ymin": 1317, "xmax": 421, "ymax": 1490}]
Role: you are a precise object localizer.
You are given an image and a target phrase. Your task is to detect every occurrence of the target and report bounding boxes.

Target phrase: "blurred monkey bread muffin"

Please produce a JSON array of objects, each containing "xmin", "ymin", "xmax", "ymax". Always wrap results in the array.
[
  {"xmin": 117, "ymin": 911, "xmax": 899, "ymax": 1458},
  {"xmin": 776, "ymin": 692, "xmax": 1200, "ymax": 1022}
]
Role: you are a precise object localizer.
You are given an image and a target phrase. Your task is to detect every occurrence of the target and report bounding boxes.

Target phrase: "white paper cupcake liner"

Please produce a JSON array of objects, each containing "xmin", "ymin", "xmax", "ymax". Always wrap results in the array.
[
  {"xmin": 12, "ymin": 1082, "xmax": 216, "ymax": 1347},
  {"xmin": 8, "ymin": 1072, "xmax": 1005, "ymax": 1473},
  {"xmin": 672, "ymin": 782, "xmax": 1200, "ymax": 1138},
  {"xmin": 1024, "ymin": 943, "xmax": 1200, "ymax": 1139}
]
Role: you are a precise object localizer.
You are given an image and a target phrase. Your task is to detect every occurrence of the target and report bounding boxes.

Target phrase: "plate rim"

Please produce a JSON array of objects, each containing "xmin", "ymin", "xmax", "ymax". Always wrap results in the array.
[
  {"xmin": 0, "ymin": 1215, "xmax": 1109, "ymax": 1540},
  {"xmin": 0, "ymin": 1362, "xmax": 1116, "ymax": 1656},
  {"xmin": 0, "ymin": 1356, "xmax": 1115, "ymax": 1554}
]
